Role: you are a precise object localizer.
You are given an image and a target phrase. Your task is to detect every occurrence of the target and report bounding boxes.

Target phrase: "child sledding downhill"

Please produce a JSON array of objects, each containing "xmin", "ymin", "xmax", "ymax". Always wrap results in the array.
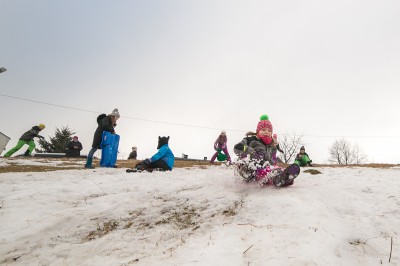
[
  {"xmin": 210, "ymin": 130, "xmax": 231, "ymax": 163},
  {"xmin": 128, "ymin": 136, "xmax": 174, "ymax": 173},
  {"xmin": 233, "ymin": 115, "xmax": 300, "ymax": 187},
  {"xmin": 294, "ymin": 146, "xmax": 313, "ymax": 167}
]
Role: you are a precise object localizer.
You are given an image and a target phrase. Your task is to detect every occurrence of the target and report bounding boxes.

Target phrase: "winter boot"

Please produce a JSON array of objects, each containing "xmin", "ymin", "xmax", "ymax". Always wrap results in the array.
[
  {"xmin": 272, "ymin": 164, "xmax": 300, "ymax": 187},
  {"xmin": 85, "ymin": 157, "xmax": 94, "ymax": 169}
]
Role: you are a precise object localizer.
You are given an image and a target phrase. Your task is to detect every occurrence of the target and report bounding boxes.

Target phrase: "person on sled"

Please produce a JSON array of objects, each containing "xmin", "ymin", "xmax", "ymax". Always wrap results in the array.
[
  {"xmin": 233, "ymin": 115, "xmax": 300, "ymax": 187},
  {"xmin": 294, "ymin": 146, "xmax": 313, "ymax": 167},
  {"xmin": 210, "ymin": 130, "xmax": 231, "ymax": 163}
]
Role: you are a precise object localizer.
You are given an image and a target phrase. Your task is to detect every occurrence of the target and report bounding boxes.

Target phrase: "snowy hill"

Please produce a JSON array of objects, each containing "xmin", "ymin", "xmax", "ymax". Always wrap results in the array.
[{"xmin": 0, "ymin": 159, "xmax": 399, "ymax": 265}]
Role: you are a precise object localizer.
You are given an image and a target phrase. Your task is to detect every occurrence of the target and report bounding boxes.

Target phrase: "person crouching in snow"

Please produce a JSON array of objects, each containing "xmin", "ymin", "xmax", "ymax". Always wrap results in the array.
[
  {"xmin": 3, "ymin": 124, "xmax": 45, "ymax": 157},
  {"xmin": 233, "ymin": 115, "xmax": 300, "ymax": 187},
  {"xmin": 127, "ymin": 146, "xmax": 137, "ymax": 160},
  {"xmin": 66, "ymin": 136, "xmax": 83, "ymax": 157},
  {"xmin": 135, "ymin": 136, "xmax": 174, "ymax": 172},
  {"xmin": 210, "ymin": 130, "xmax": 231, "ymax": 163},
  {"xmin": 294, "ymin": 146, "xmax": 313, "ymax": 167}
]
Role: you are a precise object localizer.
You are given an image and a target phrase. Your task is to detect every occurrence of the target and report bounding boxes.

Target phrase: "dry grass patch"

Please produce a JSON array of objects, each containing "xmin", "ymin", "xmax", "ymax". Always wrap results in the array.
[
  {"xmin": 155, "ymin": 205, "xmax": 200, "ymax": 230},
  {"xmin": 84, "ymin": 219, "xmax": 119, "ymax": 241},
  {"xmin": 0, "ymin": 164, "xmax": 82, "ymax": 173},
  {"xmin": 222, "ymin": 198, "xmax": 244, "ymax": 217}
]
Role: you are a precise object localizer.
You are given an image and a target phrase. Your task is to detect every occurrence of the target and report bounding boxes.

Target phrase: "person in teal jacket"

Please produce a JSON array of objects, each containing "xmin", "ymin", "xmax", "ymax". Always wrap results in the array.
[
  {"xmin": 135, "ymin": 136, "xmax": 175, "ymax": 171},
  {"xmin": 294, "ymin": 146, "xmax": 313, "ymax": 167}
]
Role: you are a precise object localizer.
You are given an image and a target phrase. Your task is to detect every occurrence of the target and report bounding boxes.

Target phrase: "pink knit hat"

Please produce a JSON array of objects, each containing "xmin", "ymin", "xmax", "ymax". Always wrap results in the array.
[{"xmin": 256, "ymin": 114, "xmax": 273, "ymax": 133}]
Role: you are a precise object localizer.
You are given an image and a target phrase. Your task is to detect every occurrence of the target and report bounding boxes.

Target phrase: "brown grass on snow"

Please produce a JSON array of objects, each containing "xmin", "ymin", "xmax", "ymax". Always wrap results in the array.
[{"xmin": 0, "ymin": 157, "xmax": 398, "ymax": 174}]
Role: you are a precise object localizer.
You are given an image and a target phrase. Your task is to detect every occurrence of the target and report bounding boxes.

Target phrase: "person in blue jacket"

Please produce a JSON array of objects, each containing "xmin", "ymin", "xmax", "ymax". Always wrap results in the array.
[{"xmin": 135, "ymin": 136, "xmax": 174, "ymax": 171}]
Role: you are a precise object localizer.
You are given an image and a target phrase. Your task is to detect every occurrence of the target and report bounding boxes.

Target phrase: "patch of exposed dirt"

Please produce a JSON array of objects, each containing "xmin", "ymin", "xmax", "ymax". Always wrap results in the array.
[{"xmin": 303, "ymin": 169, "xmax": 322, "ymax": 175}]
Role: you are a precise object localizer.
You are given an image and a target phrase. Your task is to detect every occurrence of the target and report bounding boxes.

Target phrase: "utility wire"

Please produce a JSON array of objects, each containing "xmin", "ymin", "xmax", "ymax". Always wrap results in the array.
[
  {"xmin": 1, "ymin": 93, "xmax": 400, "ymax": 138},
  {"xmin": 0, "ymin": 93, "xmax": 244, "ymax": 132}
]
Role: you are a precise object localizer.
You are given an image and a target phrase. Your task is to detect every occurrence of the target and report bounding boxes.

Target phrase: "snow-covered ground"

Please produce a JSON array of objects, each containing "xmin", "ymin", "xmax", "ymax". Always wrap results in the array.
[{"xmin": 0, "ymin": 159, "xmax": 399, "ymax": 265}]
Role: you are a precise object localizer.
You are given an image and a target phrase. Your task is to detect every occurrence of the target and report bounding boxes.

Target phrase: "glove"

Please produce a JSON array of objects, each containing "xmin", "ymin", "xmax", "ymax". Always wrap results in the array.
[
  {"xmin": 38, "ymin": 135, "xmax": 45, "ymax": 140},
  {"xmin": 234, "ymin": 143, "xmax": 245, "ymax": 151},
  {"xmin": 142, "ymin": 158, "xmax": 151, "ymax": 166}
]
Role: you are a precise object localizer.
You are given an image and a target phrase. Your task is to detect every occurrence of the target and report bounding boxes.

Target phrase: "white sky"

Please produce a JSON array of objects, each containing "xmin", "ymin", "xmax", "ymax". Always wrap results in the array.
[
  {"xmin": 0, "ymin": 159, "xmax": 399, "ymax": 264},
  {"xmin": 1, "ymin": 0, "xmax": 400, "ymax": 163}
]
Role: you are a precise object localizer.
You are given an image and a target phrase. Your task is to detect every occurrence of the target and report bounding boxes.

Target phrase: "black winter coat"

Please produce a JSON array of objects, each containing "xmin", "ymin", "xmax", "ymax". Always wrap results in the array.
[
  {"xmin": 19, "ymin": 126, "xmax": 42, "ymax": 141},
  {"xmin": 91, "ymin": 115, "xmax": 116, "ymax": 148},
  {"xmin": 66, "ymin": 141, "xmax": 83, "ymax": 157}
]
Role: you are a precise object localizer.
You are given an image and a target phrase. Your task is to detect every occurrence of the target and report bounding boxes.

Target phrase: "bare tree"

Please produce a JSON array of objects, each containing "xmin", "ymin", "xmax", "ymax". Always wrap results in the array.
[
  {"xmin": 328, "ymin": 139, "xmax": 344, "ymax": 164},
  {"xmin": 278, "ymin": 131, "xmax": 304, "ymax": 163},
  {"xmin": 328, "ymin": 138, "xmax": 367, "ymax": 165},
  {"xmin": 352, "ymin": 143, "xmax": 368, "ymax": 164}
]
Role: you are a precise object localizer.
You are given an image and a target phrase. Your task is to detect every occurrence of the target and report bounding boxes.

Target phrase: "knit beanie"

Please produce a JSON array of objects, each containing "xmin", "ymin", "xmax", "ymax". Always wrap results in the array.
[
  {"xmin": 256, "ymin": 114, "xmax": 273, "ymax": 133},
  {"xmin": 157, "ymin": 136, "xmax": 170, "ymax": 149},
  {"xmin": 110, "ymin": 108, "xmax": 120, "ymax": 118}
]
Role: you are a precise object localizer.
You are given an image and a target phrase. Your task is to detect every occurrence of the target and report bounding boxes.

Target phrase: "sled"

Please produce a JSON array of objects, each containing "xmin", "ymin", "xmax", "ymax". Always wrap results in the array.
[{"xmin": 100, "ymin": 131, "xmax": 120, "ymax": 167}]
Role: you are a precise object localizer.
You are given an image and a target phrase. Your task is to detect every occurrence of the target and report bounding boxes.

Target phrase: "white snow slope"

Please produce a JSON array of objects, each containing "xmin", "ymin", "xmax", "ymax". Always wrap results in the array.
[{"xmin": 0, "ymin": 160, "xmax": 399, "ymax": 265}]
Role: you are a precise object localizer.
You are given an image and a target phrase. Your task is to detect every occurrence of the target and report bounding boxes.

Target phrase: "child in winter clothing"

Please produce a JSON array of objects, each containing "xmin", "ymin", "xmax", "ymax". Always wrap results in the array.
[
  {"xmin": 127, "ymin": 146, "xmax": 137, "ymax": 160},
  {"xmin": 3, "ymin": 124, "xmax": 45, "ymax": 157},
  {"xmin": 233, "ymin": 115, "xmax": 300, "ymax": 187},
  {"xmin": 233, "ymin": 115, "xmax": 277, "ymax": 163},
  {"xmin": 135, "ymin": 136, "xmax": 174, "ymax": 172},
  {"xmin": 210, "ymin": 130, "xmax": 231, "ymax": 163},
  {"xmin": 294, "ymin": 146, "xmax": 313, "ymax": 167},
  {"xmin": 85, "ymin": 109, "xmax": 120, "ymax": 168},
  {"xmin": 66, "ymin": 136, "xmax": 83, "ymax": 157}
]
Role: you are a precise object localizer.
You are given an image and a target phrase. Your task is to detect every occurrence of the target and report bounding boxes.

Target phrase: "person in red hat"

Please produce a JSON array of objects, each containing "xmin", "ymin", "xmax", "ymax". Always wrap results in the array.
[{"xmin": 233, "ymin": 114, "xmax": 300, "ymax": 187}]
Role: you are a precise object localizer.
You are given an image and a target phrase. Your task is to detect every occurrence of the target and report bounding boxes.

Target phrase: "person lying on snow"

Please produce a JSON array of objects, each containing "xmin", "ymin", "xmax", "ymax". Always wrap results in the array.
[
  {"xmin": 233, "ymin": 115, "xmax": 300, "ymax": 187},
  {"xmin": 134, "ymin": 136, "xmax": 175, "ymax": 172}
]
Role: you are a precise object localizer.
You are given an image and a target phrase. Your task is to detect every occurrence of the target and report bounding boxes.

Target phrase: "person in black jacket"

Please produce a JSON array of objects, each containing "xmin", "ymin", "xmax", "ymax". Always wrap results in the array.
[
  {"xmin": 85, "ymin": 109, "xmax": 120, "ymax": 168},
  {"xmin": 3, "ymin": 124, "xmax": 45, "ymax": 157},
  {"xmin": 66, "ymin": 136, "xmax": 83, "ymax": 157}
]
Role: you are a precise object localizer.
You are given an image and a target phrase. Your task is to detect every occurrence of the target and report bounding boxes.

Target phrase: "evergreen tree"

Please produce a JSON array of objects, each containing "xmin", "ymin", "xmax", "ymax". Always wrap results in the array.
[{"xmin": 36, "ymin": 126, "xmax": 76, "ymax": 153}]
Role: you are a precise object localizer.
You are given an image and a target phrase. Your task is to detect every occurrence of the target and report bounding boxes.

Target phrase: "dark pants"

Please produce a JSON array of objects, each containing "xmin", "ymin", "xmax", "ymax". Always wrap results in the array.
[{"xmin": 136, "ymin": 159, "xmax": 171, "ymax": 171}]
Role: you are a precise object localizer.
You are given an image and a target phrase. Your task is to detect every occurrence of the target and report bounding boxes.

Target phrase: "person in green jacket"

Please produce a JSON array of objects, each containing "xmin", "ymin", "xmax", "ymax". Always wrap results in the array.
[
  {"xmin": 294, "ymin": 146, "xmax": 313, "ymax": 167},
  {"xmin": 3, "ymin": 124, "xmax": 45, "ymax": 157}
]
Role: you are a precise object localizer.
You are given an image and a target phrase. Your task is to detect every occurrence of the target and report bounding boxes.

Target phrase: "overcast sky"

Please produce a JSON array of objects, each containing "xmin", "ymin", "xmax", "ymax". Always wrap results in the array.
[{"xmin": 1, "ymin": 0, "xmax": 399, "ymax": 163}]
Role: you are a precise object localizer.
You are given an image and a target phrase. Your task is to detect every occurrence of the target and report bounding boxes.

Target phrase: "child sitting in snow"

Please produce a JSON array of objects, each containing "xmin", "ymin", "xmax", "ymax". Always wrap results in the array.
[
  {"xmin": 210, "ymin": 130, "xmax": 231, "ymax": 163},
  {"xmin": 294, "ymin": 146, "xmax": 313, "ymax": 167},
  {"xmin": 135, "ymin": 136, "xmax": 175, "ymax": 172},
  {"xmin": 233, "ymin": 115, "xmax": 300, "ymax": 187}
]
